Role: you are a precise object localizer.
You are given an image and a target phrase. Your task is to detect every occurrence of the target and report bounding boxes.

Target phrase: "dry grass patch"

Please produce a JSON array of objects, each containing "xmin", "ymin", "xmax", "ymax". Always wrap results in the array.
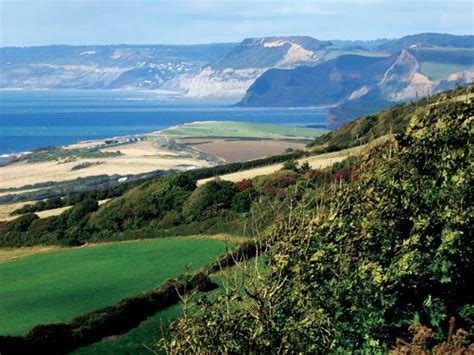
[
  {"xmin": 197, "ymin": 143, "xmax": 375, "ymax": 185},
  {"xmin": 0, "ymin": 201, "xmax": 35, "ymax": 222},
  {"xmin": 0, "ymin": 154, "xmax": 209, "ymax": 190}
]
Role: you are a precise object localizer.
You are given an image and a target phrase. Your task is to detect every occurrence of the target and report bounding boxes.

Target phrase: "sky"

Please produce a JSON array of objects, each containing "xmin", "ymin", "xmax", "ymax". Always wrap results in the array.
[{"xmin": 0, "ymin": 0, "xmax": 472, "ymax": 47}]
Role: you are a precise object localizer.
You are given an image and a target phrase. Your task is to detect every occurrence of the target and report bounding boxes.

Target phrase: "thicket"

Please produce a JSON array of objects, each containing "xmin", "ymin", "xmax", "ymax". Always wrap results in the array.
[{"xmin": 161, "ymin": 95, "xmax": 473, "ymax": 352}]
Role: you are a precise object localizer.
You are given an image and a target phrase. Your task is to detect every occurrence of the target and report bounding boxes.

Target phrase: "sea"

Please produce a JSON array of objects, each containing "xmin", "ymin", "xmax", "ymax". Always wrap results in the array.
[{"xmin": 0, "ymin": 90, "xmax": 328, "ymax": 156}]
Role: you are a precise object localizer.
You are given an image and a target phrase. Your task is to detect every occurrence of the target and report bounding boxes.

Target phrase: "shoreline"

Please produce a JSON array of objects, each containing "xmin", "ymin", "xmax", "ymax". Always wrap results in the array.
[{"xmin": 0, "ymin": 119, "xmax": 329, "ymax": 162}]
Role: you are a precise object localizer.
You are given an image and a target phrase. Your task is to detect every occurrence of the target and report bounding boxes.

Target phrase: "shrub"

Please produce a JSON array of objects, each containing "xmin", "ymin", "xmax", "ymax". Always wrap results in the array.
[
  {"xmin": 234, "ymin": 179, "xmax": 253, "ymax": 191},
  {"xmin": 232, "ymin": 187, "xmax": 258, "ymax": 213},
  {"xmin": 282, "ymin": 159, "xmax": 299, "ymax": 172}
]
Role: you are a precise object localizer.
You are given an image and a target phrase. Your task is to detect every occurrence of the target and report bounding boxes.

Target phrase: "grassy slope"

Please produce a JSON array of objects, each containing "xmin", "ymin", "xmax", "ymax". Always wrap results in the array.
[
  {"xmin": 73, "ymin": 257, "xmax": 255, "ymax": 354},
  {"xmin": 158, "ymin": 121, "xmax": 328, "ymax": 139},
  {"xmin": 0, "ymin": 238, "xmax": 229, "ymax": 335}
]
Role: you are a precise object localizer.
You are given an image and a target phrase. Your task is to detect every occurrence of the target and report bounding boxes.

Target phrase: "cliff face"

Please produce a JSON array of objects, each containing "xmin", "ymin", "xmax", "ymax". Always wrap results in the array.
[
  {"xmin": 238, "ymin": 47, "xmax": 473, "ymax": 127},
  {"xmin": 0, "ymin": 44, "xmax": 236, "ymax": 90},
  {"xmin": 163, "ymin": 36, "xmax": 332, "ymax": 99}
]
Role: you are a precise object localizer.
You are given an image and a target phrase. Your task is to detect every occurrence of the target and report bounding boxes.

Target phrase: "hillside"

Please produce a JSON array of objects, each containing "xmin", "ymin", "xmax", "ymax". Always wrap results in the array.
[
  {"xmin": 311, "ymin": 86, "xmax": 473, "ymax": 151},
  {"xmin": 377, "ymin": 33, "xmax": 474, "ymax": 53},
  {"xmin": 0, "ymin": 44, "xmax": 235, "ymax": 90},
  {"xmin": 162, "ymin": 86, "xmax": 474, "ymax": 353}
]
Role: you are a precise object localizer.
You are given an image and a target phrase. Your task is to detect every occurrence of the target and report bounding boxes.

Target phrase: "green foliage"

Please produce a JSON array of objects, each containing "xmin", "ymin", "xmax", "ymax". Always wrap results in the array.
[
  {"xmin": 358, "ymin": 114, "xmax": 378, "ymax": 136},
  {"xmin": 232, "ymin": 188, "xmax": 258, "ymax": 213},
  {"xmin": 299, "ymin": 161, "xmax": 311, "ymax": 173},
  {"xmin": 70, "ymin": 161, "xmax": 104, "ymax": 171},
  {"xmin": 163, "ymin": 95, "xmax": 473, "ymax": 351},
  {"xmin": 282, "ymin": 159, "xmax": 299, "ymax": 172},
  {"xmin": 183, "ymin": 180, "xmax": 238, "ymax": 221},
  {"xmin": 87, "ymin": 174, "xmax": 196, "ymax": 234}
]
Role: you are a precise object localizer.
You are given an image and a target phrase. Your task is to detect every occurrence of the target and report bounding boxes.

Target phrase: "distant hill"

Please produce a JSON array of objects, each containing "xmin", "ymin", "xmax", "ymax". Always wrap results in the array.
[
  {"xmin": 377, "ymin": 33, "xmax": 474, "ymax": 53},
  {"xmin": 164, "ymin": 36, "xmax": 387, "ymax": 99},
  {"xmin": 0, "ymin": 44, "xmax": 236, "ymax": 90},
  {"xmin": 1, "ymin": 33, "xmax": 472, "ymax": 106},
  {"xmin": 164, "ymin": 36, "xmax": 330, "ymax": 99},
  {"xmin": 239, "ymin": 54, "xmax": 396, "ymax": 107},
  {"xmin": 238, "ymin": 35, "xmax": 473, "ymax": 127}
]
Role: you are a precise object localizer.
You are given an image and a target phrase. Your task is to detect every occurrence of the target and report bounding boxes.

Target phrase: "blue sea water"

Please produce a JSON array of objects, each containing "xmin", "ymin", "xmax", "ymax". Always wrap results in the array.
[{"xmin": 0, "ymin": 90, "xmax": 328, "ymax": 155}]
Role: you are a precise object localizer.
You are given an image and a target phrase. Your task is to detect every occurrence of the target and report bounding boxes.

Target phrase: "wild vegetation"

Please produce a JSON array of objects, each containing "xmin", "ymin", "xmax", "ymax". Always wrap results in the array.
[{"xmin": 159, "ymin": 92, "xmax": 473, "ymax": 352}]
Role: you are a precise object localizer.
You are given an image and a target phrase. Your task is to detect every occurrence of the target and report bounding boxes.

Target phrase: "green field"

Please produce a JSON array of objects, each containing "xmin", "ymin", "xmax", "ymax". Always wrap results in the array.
[
  {"xmin": 0, "ymin": 237, "xmax": 228, "ymax": 335},
  {"xmin": 420, "ymin": 61, "xmax": 474, "ymax": 80},
  {"xmin": 159, "ymin": 121, "xmax": 328, "ymax": 139}
]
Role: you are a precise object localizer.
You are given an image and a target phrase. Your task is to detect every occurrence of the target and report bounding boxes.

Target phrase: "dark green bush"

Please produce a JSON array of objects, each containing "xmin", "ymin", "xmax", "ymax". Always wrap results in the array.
[{"xmin": 183, "ymin": 180, "xmax": 238, "ymax": 221}]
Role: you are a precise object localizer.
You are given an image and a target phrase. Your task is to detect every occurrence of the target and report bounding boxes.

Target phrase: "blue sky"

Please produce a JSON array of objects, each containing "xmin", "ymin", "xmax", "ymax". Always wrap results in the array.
[{"xmin": 0, "ymin": 0, "xmax": 472, "ymax": 46}]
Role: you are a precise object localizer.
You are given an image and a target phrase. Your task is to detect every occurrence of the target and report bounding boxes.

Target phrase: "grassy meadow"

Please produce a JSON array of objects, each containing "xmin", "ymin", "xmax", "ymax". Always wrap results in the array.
[
  {"xmin": 0, "ymin": 237, "xmax": 230, "ymax": 335},
  {"xmin": 159, "ymin": 121, "xmax": 328, "ymax": 139}
]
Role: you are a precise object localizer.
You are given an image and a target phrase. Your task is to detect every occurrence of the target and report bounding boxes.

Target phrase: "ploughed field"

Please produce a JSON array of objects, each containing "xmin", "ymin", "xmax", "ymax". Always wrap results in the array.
[
  {"xmin": 0, "ymin": 237, "xmax": 229, "ymax": 335},
  {"xmin": 184, "ymin": 139, "xmax": 306, "ymax": 162}
]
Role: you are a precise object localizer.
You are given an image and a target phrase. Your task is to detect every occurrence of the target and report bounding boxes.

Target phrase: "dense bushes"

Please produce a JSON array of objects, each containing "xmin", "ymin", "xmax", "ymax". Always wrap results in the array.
[
  {"xmin": 0, "ymin": 172, "xmax": 264, "ymax": 246},
  {"xmin": 8, "ymin": 171, "xmax": 168, "ymax": 214},
  {"xmin": 183, "ymin": 180, "xmax": 238, "ymax": 221},
  {"xmin": 87, "ymin": 174, "xmax": 196, "ymax": 234},
  {"xmin": 0, "ymin": 199, "xmax": 99, "ymax": 247},
  {"xmin": 162, "ymin": 95, "xmax": 473, "ymax": 351}
]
